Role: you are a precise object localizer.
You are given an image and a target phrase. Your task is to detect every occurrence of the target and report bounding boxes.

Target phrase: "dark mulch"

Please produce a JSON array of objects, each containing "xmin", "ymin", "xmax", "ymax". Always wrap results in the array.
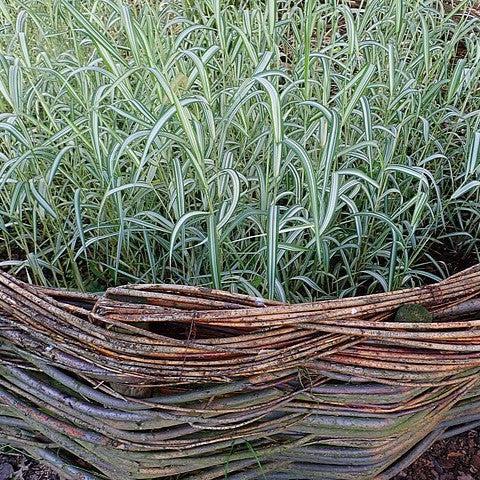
[
  {"xmin": 393, "ymin": 429, "xmax": 480, "ymax": 480},
  {"xmin": 0, "ymin": 454, "xmax": 59, "ymax": 480},
  {"xmin": 1, "ymin": 430, "xmax": 480, "ymax": 479}
]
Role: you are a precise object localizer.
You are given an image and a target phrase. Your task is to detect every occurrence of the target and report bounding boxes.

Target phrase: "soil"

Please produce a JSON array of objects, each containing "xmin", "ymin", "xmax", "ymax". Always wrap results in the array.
[{"xmin": 1, "ymin": 430, "xmax": 480, "ymax": 479}]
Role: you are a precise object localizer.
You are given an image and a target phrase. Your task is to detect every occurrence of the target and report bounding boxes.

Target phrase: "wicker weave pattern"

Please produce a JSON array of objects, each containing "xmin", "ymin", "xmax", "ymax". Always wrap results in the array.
[{"xmin": 1, "ymin": 266, "xmax": 480, "ymax": 480}]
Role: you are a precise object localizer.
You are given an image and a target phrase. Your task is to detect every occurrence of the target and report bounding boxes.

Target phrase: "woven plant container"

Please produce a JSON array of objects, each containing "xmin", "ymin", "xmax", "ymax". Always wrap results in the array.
[{"xmin": 1, "ymin": 266, "xmax": 480, "ymax": 480}]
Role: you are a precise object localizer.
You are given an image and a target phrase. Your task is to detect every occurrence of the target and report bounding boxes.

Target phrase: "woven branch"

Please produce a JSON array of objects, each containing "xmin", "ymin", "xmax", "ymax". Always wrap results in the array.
[{"xmin": 1, "ymin": 266, "xmax": 480, "ymax": 479}]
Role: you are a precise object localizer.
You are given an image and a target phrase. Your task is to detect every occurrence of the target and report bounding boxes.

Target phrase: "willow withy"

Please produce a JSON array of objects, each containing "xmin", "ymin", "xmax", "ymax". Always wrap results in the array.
[{"xmin": 1, "ymin": 266, "xmax": 480, "ymax": 479}]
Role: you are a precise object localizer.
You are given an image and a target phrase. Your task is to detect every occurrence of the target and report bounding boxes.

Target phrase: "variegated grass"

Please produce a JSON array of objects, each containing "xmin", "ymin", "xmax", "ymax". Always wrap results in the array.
[{"xmin": 0, "ymin": 0, "xmax": 479, "ymax": 301}]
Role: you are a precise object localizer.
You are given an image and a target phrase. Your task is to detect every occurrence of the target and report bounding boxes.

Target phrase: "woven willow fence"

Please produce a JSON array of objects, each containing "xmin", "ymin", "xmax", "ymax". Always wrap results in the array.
[{"xmin": 1, "ymin": 266, "xmax": 480, "ymax": 480}]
